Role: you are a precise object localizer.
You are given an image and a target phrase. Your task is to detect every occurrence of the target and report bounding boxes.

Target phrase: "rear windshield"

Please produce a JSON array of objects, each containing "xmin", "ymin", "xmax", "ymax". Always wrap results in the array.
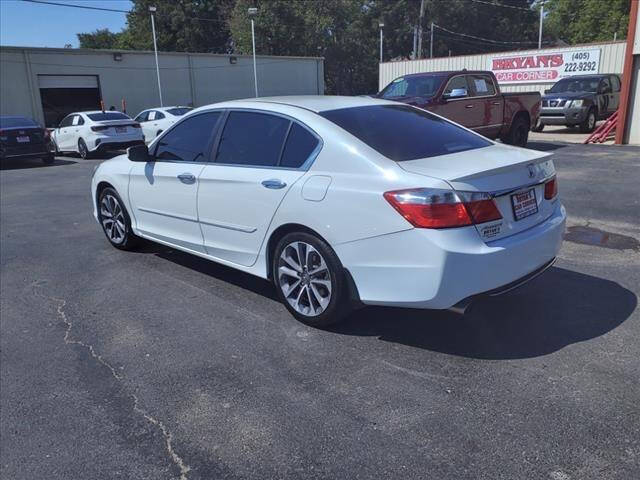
[
  {"xmin": 87, "ymin": 112, "xmax": 130, "ymax": 121},
  {"xmin": 166, "ymin": 107, "xmax": 193, "ymax": 116},
  {"xmin": 319, "ymin": 105, "xmax": 491, "ymax": 161},
  {"xmin": 0, "ymin": 116, "xmax": 38, "ymax": 128}
]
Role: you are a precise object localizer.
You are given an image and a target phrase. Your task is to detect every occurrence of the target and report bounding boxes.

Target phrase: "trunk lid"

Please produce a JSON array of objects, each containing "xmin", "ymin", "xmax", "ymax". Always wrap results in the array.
[
  {"xmin": 398, "ymin": 143, "xmax": 557, "ymax": 242},
  {"xmin": 94, "ymin": 119, "xmax": 139, "ymax": 136}
]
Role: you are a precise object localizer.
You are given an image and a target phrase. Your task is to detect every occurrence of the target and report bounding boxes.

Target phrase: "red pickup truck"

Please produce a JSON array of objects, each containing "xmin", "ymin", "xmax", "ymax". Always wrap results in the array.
[{"xmin": 376, "ymin": 70, "xmax": 541, "ymax": 147}]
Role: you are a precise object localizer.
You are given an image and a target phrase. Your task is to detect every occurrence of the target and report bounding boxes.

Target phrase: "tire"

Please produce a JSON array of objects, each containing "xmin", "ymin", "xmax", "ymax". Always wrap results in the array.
[
  {"xmin": 97, "ymin": 187, "xmax": 139, "ymax": 250},
  {"xmin": 531, "ymin": 118, "xmax": 544, "ymax": 132},
  {"xmin": 42, "ymin": 154, "xmax": 54, "ymax": 165},
  {"xmin": 579, "ymin": 108, "xmax": 597, "ymax": 133},
  {"xmin": 502, "ymin": 115, "xmax": 530, "ymax": 147},
  {"xmin": 273, "ymin": 232, "xmax": 351, "ymax": 327},
  {"xmin": 78, "ymin": 138, "xmax": 90, "ymax": 159}
]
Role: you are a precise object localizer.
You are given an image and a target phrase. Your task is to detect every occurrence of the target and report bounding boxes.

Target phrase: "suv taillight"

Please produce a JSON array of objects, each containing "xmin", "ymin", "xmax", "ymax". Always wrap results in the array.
[
  {"xmin": 544, "ymin": 177, "xmax": 558, "ymax": 200},
  {"xmin": 383, "ymin": 188, "xmax": 502, "ymax": 229}
]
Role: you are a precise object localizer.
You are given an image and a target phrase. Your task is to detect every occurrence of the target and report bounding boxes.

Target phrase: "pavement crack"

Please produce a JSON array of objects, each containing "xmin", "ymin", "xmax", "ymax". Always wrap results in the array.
[{"xmin": 33, "ymin": 282, "xmax": 191, "ymax": 480}]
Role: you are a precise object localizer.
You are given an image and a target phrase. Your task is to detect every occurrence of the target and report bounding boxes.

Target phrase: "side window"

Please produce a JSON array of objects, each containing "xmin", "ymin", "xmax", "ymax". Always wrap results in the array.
[
  {"xmin": 148, "ymin": 111, "xmax": 156, "ymax": 121},
  {"xmin": 280, "ymin": 123, "xmax": 320, "ymax": 168},
  {"xmin": 72, "ymin": 115, "xmax": 81, "ymax": 126},
  {"xmin": 610, "ymin": 75, "xmax": 621, "ymax": 92},
  {"xmin": 154, "ymin": 112, "xmax": 221, "ymax": 162},
  {"xmin": 215, "ymin": 111, "xmax": 290, "ymax": 167},
  {"xmin": 77, "ymin": 115, "xmax": 85, "ymax": 125},
  {"xmin": 155, "ymin": 111, "xmax": 165, "ymax": 120},
  {"xmin": 469, "ymin": 75, "xmax": 496, "ymax": 96},
  {"xmin": 59, "ymin": 116, "xmax": 73, "ymax": 127},
  {"xmin": 135, "ymin": 111, "xmax": 149, "ymax": 122},
  {"xmin": 600, "ymin": 77, "xmax": 611, "ymax": 93},
  {"xmin": 443, "ymin": 76, "xmax": 468, "ymax": 95}
]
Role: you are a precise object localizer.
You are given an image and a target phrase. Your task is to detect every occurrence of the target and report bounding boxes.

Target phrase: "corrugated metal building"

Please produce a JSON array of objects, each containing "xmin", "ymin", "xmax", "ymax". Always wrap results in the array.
[
  {"xmin": 379, "ymin": 41, "xmax": 626, "ymax": 95},
  {"xmin": 0, "ymin": 46, "xmax": 324, "ymax": 127}
]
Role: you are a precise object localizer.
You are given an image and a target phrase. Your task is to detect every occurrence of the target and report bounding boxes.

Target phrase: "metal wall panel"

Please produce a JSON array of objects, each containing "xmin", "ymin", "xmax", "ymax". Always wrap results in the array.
[{"xmin": 379, "ymin": 41, "xmax": 627, "ymax": 95}]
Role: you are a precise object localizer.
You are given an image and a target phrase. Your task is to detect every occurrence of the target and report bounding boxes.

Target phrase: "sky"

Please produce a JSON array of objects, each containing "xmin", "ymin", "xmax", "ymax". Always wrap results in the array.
[{"xmin": 0, "ymin": 0, "xmax": 132, "ymax": 48}]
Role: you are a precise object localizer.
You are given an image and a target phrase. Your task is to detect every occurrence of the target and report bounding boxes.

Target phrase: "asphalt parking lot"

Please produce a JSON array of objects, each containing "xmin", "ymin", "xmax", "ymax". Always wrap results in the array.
[{"xmin": 1, "ymin": 141, "xmax": 639, "ymax": 480}]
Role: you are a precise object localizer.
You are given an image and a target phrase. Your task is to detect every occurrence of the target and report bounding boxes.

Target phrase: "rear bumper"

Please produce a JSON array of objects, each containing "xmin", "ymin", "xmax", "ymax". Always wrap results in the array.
[
  {"xmin": 336, "ymin": 202, "xmax": 566, "ymax": 309},
  {"xmin": 92, "ymin": 139, "xmax": 144, "ymax": 152}
]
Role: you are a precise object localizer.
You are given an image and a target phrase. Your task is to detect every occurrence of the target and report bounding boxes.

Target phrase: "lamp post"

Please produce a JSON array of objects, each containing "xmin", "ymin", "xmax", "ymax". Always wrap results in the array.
[
  {"xmin": 248, "ymin": 7, "xmax": 258, "ymax": 97},
  {"xmin": 379, "ymin": 23, "xmax": 384, "ymax": 63},
  {"xmin": 538, "ymin": 3, "xmax": 544, "ymax": 49},
  {"xmin": 149, "ymin": 6, "xmax": 163, "ymax": 106}
]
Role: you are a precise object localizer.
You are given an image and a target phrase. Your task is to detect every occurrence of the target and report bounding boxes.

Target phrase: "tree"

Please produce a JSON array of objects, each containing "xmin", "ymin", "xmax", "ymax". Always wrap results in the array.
[
  {"xmin": 544, "ymin": 0, "xmax": 630, "ymax": 44},
  {"xmin": 77, "ymin": 29, "xmax": 122, "ymax": 49}
]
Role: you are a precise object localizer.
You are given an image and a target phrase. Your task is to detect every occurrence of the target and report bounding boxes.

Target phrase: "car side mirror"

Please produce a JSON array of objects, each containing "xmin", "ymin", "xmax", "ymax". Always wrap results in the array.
[
  {"xmin": 127, "ymin": 144, "xmax": 152, "ymax": 162},
  {"xmin": 443, "ymin": 88, "xmax": 468, "ymax": 100}
]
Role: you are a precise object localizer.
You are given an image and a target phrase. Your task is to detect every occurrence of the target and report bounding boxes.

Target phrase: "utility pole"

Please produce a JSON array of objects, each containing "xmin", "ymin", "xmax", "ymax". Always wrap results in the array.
[
  {"xmin": 417, "ymin": 0, "xmax": 426, "ymax": 59},
  {"xmin": 430, "ymin": 21, "xmax": 434, "ymax": 58},
  {"xmin": 149, "ymin": 6, "xmax": 163, "ymax": 106},
  {"xmin": 379, "ymin": 23, "xmax": 384, "ymax": 63},
  {"xmin": 538, "ymin": 3, "xmax": 544, "ymax": 49},
  {"xmin": 412, "ymin": 26, "xmax": 418, "ymax": 59},
  {"xmin": 248, "ymin": 7, "xmax": 258, "ymax": 97}
]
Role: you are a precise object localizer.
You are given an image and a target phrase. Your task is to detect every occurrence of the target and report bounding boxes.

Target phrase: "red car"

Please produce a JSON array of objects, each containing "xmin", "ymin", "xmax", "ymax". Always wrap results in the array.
[{"xmin": 376, "ymin": 70, "xmax": 541, "ymax": 147}]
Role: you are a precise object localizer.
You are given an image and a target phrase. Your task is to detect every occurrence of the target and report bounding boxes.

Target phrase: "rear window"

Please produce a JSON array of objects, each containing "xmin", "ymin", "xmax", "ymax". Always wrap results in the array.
[
  {"xmin": 0, "ymin": 116, "xmax": 38, "ymax": 128},
  {"xmin": 319, "ymin": 105, "xmax": 490, "ymax": 161},
  {"xmin": 87, "ymin": 112, "xmax": 130, "ymax": 121},
  {"xmin": 166, "ymin": 107, "xmax": 193, "ymax": 116}
]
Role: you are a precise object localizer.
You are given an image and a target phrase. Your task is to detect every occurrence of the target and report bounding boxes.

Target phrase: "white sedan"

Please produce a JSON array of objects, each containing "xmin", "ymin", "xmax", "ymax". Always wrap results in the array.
[
  {"xmin": 91, "ymin": 96, "xmax": 565, "ymax": 327},
  {"xmin": 52, "ymin": 111, "xmax": 144, "ymax": 159},
  {"xmin": 134, "ymin": 106, "xmax": 193, "ymax": 143}
]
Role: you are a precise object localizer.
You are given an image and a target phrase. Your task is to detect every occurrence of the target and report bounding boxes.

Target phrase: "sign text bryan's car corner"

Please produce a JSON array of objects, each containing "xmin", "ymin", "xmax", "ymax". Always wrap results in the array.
[{"xmin": 489, "ymin": 49, "xmax": 601, "ymax": 84}]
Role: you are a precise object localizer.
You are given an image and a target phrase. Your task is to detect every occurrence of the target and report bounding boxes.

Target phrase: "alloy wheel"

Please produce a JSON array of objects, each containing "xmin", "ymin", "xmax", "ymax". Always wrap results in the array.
[
  {"xmin": 588, "ymin": 113, "xmax": 596, "ymax": 130},
  {"xmin": 100, "ymin": 194, "xmax": 126, "ymax": 244},
  {"xmin": 277, "ymin": 241, "xmax": 332, "ymax": 317}
]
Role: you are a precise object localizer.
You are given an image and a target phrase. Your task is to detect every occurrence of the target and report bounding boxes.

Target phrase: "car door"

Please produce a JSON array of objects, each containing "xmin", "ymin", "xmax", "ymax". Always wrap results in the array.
[
  {"xmin": 134, "ymin": 111, "xmax": 151, "ymax": 141},
  {"xmin": 128, "ymin": 111, "xmax": 223, "ymax": 253},
  {"xmin": 597, "ymin": 77, "xmax": 612, "ymax": 117},
  {"xmin": 197, "ymin": 110, "xmax": 320, "ymax": 266},
  {"xmin": 55, "ymin": 115, "xmax": 74, "ymax": 150},
  {"xmin": 70, "ymin": 114, "xmax": 84, "ymax": 150},
  {"xmin": 608, "ymin": 75, "xmax": 621, "ymax": 114},
  {"xmin": 467, "ymin": 74, "xmax": 504, "ymax": 138},
  {"xmin": 431, "ymin": 75, "xmax": 482, "ymax": 131}
]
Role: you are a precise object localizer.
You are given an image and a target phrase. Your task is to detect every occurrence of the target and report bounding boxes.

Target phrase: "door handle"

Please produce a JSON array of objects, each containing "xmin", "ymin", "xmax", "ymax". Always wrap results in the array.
[
  {"xmin": 261, "ymin": 179, "xmax": 286, "ymax": 189},
  {"xmin": 177, "ymin": 173, "xmax": 196, "ymax": 184},
  {"xmin": 491, "ymin": 101, "xmax": 501, "ymax": 105},
  {"xmin": 465, "ymin": 104, "xmax": 474, "ymax": 109}
]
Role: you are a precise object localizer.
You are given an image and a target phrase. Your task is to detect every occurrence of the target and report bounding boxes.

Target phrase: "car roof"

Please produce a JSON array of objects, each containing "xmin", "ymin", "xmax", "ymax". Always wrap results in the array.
[{"xmin": 195, "ymin": 95, "xmax": 400, "ymax": 114}]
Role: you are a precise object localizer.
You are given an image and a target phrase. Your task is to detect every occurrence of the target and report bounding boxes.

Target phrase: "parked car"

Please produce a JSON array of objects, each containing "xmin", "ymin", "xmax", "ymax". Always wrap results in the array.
[
  {"xmin": 51, "ymin": 111, "xmax": 144, "ymax": 159},
  {"xmin": 534, "ymin": 74, "xmax": 621, "ymax": 133},
  {"xmin": 134, "ymin": 106, "xmax": 193, "ymax": 143},
  {"xmin": 91, "ymin": 96, "xmax": 565, "ymax": 327},
  {"xmin": 0, "ymin": 115, "xmax": 54, "ymax": 165},
  {"xmin": 375, "ymin": 70, "xmax": 541, "ymax": 147}
]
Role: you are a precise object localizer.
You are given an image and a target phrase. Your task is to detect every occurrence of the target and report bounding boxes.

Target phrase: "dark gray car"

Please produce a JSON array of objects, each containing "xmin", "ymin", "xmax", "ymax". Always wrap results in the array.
[{"xmin": 535, "ymin": 74, "xmax": 621, "ymax": 133}]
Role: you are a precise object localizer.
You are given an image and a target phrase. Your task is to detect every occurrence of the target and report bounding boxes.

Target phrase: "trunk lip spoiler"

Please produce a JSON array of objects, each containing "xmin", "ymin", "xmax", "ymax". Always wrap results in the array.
[{"xmin": 481, "ymin": 174, "xmax": 556, "ymax": 199}]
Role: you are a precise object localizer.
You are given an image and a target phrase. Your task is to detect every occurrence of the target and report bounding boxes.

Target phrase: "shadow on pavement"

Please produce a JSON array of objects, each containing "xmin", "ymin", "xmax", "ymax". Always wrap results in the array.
[
  {"xmin": 0, "ymin": 158, "xmax": 76, "ymax": 170},
  {"xmin": 526, "ymin": 141, "xmax": 571, "ymax": 152},
  {"xmin": 332, "ymin": 267, "xmax": 636, "ymax": 360}
]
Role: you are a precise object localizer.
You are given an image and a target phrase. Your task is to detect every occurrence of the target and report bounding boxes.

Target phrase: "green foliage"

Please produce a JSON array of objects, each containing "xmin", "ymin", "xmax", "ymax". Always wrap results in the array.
[
  {"xmin": 77, "ymin": 28, "xmax": 123, "ymax": 50},
  {"xmin": 544, "ymin": 0, "xmax": 630, "ymax": 44}
]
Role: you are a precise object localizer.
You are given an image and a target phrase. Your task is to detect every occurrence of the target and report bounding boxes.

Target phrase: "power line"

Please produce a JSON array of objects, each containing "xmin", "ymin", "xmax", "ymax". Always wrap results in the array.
[
  {"xmin": 21, "ymin": 0, "xmax": 130, "ymax": 14},
  {"xmin": 432, "ymin": 24, "xmax": 547, "ymax": 46},
  {"xmin": 464, "ymin": 0, "xmax": 533, "ymax": 12}
]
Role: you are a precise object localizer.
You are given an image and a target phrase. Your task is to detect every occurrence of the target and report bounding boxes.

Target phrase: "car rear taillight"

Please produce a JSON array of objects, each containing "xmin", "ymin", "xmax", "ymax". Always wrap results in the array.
[
  {"xmin": 91, "ymin": 126, "xmax": 109, "ymax": 132},
  {"xmin": 544, "ymin": 177, "xmax": 558, "ymax": 200},
  {"xmin": 383, "ymin": 188, "xmax": 502, "ymax": 229}
]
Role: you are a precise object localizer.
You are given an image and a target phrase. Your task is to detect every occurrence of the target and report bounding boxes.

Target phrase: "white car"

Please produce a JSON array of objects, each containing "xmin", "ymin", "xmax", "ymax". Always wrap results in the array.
[
  {"xmin": 91, "ymin": 96, "xmax": 565, "ymax": 327},
  {"xmin": 52, "ymin": 111, "xmax": 144, "ymax": 159},
  {"xmin": 134, "ymin": 106, "xmax": 193, "ymax": 143}
]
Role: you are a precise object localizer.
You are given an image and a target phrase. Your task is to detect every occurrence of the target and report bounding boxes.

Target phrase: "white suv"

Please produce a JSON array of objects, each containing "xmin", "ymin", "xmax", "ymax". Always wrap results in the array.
[{"xmin": 52, "ymin": 111, "xmax": 144, "ymax": 159}]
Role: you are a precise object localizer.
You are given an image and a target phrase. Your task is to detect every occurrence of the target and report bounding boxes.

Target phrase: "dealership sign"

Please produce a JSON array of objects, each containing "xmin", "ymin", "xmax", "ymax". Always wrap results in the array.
[{"xmin": 488, "ymin": 48, "xmax": 601, "ymax": 84}]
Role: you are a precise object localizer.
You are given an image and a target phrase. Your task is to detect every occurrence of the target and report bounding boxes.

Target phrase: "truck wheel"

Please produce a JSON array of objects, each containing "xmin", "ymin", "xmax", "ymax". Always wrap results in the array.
[
  {"xmin": 531, "ymin": 118, "xmax": 544, "ymax": 132},
  {"xmin": 579, "ymin": 108, "xmax": 597, "ymax": 133},
  {"xmin": 502, "ymin": 115, "xmax": 530, "ymax": 147}
]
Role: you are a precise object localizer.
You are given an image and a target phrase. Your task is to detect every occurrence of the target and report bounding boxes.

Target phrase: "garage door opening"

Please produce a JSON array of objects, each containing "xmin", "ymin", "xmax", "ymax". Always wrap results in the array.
[{"xmin": 38, "ymin": 75, "xmax": 101, "ymax": 128}]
